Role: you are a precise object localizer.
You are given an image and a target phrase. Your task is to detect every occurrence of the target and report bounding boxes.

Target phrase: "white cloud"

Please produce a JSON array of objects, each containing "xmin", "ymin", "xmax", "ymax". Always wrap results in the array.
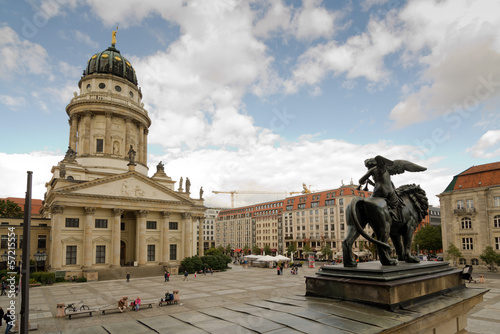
[
  {"xmin": 0, "ymin": 95, "xmax": 26, "ymax": 109},
  {"xmin": 467, "ymin": 130, "xmax": 500, "ymax": 158},
  {"xmin": 390, "ymin": 0, "xmax": 500, "ymax": 128},
  {"xmin": 74, "ymin": 30, "xmax": 98, "ymax": 48},
  {"xmin": 0, "ymin": 151, "xmax": 61, "ymax": 200},
  {"xmin": 291, "ymin": 0, "xmax": 338, "ymax": 41},
  {"xmin": 361, "ymin": 0, "xmax": 389, "ymax": 12},
  {"xmin": 0, "ymin": 25, "xmax": 50, "ymax": 78}
]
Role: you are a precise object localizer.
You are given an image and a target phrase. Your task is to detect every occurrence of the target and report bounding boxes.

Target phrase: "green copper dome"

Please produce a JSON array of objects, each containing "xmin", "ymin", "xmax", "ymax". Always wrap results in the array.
[{"xmin": 84, "ymin": 46, "xmax": 138, "ymax": 85}]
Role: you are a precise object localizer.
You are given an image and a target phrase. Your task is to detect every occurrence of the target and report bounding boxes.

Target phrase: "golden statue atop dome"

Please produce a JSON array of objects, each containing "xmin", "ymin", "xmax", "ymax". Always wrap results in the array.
[{"xmin": 111, "ymin": 26, "xmax": 118, "ymax": 47}]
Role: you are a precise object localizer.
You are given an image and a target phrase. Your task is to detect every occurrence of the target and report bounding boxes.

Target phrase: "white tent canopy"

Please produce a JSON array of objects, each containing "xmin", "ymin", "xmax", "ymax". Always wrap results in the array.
[{"xmin": 274, "ymin": 255, "xmax": 291, "ymax": 261}]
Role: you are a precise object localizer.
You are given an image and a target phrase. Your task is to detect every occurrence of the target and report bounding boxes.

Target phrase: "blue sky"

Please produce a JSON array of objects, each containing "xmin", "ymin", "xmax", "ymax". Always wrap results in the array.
[{"xmin": 1, "ymin": 0, "xmax": 499, "ymax": 207}]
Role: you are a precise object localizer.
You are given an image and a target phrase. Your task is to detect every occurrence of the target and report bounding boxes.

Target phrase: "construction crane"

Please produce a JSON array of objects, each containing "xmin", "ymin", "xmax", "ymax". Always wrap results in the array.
[{"xmin": 212, "ymin": 190, "xmax": 289, "ymax": 208}]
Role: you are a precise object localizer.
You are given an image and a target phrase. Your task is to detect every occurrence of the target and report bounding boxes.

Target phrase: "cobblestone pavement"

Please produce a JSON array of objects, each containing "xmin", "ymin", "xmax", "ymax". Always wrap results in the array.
[{"xmin": 1, "ymin": 264, "xmax": 498, "ymax": 333}]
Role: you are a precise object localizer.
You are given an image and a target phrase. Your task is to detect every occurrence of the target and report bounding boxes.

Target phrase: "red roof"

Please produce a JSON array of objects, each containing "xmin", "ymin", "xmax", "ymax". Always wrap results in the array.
[
  {"xmin": 1, "ymin": 197, "xmax": 44, "ymax": 214},
  {"xmin": 451, "ymin": 162, "xmax": 500, "ymax": 191}
]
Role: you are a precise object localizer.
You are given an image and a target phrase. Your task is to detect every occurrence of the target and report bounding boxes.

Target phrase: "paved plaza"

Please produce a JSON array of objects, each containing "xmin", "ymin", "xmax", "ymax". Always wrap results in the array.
[{"xmin": 1, "ymin": 264, "xmax": 499, "ymax": 333}]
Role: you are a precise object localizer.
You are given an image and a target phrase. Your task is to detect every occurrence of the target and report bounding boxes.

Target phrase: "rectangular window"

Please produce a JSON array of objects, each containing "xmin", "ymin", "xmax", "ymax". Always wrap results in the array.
[
  {"xmin": 462, "ymin": 237, "xmax": 473, "ymax": 250},
  {"xmin": 169, "ymin": 222, "xmax": 178, "ymax": 230},
  {"xmin": 147, "ymin": 245, "xmax": 155, "ymax": 261},
  {"xmin": 339, "ymin": 207, "xmax": 344, "ymax": 214},
  {"xmin": 121, "ymin": 222, "xmax": 125, "ymax": 231},
  {"xmin": 324, "ymin": 209, "xmax": 328, "ymax": 215},
  {"xmin": 340, "ymin": 224, "xmax": 345, "ymax": 231},
  {"xmin": 169, "ymin": 244, "xmax": 177, "ymax": 260},
  {"xmin": 96, "ymin": 139, "xmax": 104, "ymax": 153},
  {"xmin": 66, "ymin": 245, "xmax": 77, "ymax": 265},
  {"xmin": 95, "ymin": 219, "xmax": 108, "ymax": 228},
  {"xmin": 1, "ymin": 235, "xmax": 7, "ymax": 249},
  {"xmin": 146, "ymin": 221, "xmax": 157, "ymax": 229},
  {"xmin": 457, "ymin": 200, "xmax": 464, "ymax": 209},
  {"xmin": 330, "ymin": 224, "xmax": 335, "ymax": 231},
  {"xmin": 495, "ymin": 237, "xmax": 500, "ymax": 250},
  {"xmin": 466, "ymin": 199, "xmax": 474, "ymax": 209},
  {"xmin": 339, "ymin": 198, "xmax": 344, "ymax": 206},
  {"xmin": 38, "ymin": 235, "xmax": 47, "ymax": 249},
  {"xmin": 311, "ymin": 202, "xmax": 319, "ymax": 208},
  {"xmin": 298, "ymin": 204, "xmax": 306, "ymax": 209},
  {"xmin": 96, "ymin": 245, "xmax": 105, "ymax": 263},
  {"xmin": 65, "ymin": 218, "xmax": 79, "ymax": 228},
  {"xmin": 495, "ymin": 196, "xmax": 500, "ymax": 207}
]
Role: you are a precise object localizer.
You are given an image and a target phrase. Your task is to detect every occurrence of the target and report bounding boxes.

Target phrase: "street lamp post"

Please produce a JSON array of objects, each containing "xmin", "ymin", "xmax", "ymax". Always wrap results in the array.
[{"xmin": 34, "ymin": 251, "xmax": 47, "ymax": 272}]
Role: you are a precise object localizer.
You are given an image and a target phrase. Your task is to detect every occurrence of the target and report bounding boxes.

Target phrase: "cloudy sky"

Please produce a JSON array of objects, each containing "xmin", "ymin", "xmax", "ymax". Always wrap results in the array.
[{"xmin": 1, "ymin": 0, "xmax": 499, "ymax": 208}]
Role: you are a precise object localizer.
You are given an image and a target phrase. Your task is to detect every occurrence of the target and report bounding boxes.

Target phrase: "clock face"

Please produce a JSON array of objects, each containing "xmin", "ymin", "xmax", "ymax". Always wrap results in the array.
[
  {"xmin": 115, "ymin": 85, "xmax": 122, "ymax": 92},
  {"xmin": 99, "ymin": 83, "xmax": 106, "ymax": 89}
]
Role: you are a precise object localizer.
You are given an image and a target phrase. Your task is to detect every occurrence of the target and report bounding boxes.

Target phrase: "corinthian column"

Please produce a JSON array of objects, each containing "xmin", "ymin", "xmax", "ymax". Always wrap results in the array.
[
  {"xmin": 111, "ymin": 208, "xmax": 124, "ymax": 267},
  {"xmin": 105, "ymin": 112, "xmax": 113, "ymax": 155},
  {"xmin": 161, "ymin": 211, "xmax": 171, "ymax": 264},
  {"xmin": 136, "ymin": 210, "xmax": 149, "ymax": 265},
  {"xmin": 69, "ymin": 114, "xmax": 79, "ymax": 151},
  {"xmin": 198, "ymin": 217, "xmax": 205, "ymax": 256},
  {"xmin": 182, "ymin": 213, "xmax": 192, "ymax": 259},
  {"xmin": 83, "ymin": 207, "xmax": 95, "ymax": 268},
  {"xmin": 50, "ymin": 205, "xmax": 64, "ymax": 270}
]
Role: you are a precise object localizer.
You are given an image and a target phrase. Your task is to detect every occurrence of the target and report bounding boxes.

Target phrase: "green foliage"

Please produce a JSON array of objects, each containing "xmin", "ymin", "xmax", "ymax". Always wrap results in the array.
[
  {"xmin": 252, "ymin": 245, "xmax": 261, "ymax": 255},
  {"xmin": 413, "ymin": 225, "xmax": 442, "ymax": 253},
  {"xmin": 217, "ymin": 245, "xmax": 225, "ymax": 254},
  {"xmin": 479, "ymin": 246, "xmax": 500, "ymax": 265},
  {"xmin": 446, "ymin": 243, "xmax": 463, "ymax": 262},
  {"xmin": 205, "ymin": 247, "xmax": 222, "ymax": 256},
  {"xmin": 302, "ymin": 243, "xmax": 312, "ymax": 254},
  {"xmin": 55, "ymin": 277, "xmax": 66, "ymax": 283},
  {"xmin": 320, "ymin": 243, "xmax": 333, "ymax": 259},
  {"xmin": 29, "ymin": 278, "xmax": 38, "ymax": 284},
  {"xmin": 225, "ymin": 244, "xmax": 232, "ymax": 254},
  {"xmin": 181, "ymin": 254, "xmax": 231, "ymax": 274},
  {"xmin": 286, "ymin": 243, "xmax": 297, "ymax": 255},
  {"xmin": 263, "ymin": 244, "xmax": 272, "ymax": 255},
  {"xmin": 0, "ymin": 199, "xmax": 23, "ymax": 218},
  {"xmin": 76, "ymin": 277, "xmax": 87, "ymax": 282}
]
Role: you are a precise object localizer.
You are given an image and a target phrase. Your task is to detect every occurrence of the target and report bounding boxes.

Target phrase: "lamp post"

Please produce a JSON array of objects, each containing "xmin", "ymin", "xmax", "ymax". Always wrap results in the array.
[
  {"xmin": 1, "ymin": 251, "xmax": 8, "ymax": 270},
  {"xmin": 34, "ymin": 250, "xmax": 47, "ymax": 272}
]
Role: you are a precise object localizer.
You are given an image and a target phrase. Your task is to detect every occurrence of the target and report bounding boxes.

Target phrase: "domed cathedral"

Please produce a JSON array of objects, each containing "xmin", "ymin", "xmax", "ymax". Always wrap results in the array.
[{"xmin": 41, "ymin": 32, "xmax": 206, "ymax": 278}]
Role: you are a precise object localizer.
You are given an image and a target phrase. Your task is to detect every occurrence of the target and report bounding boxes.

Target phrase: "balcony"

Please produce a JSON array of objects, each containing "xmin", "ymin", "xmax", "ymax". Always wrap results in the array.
[{"xmin": 454, "ymin": 208, "xmax": 476, "ymax": 216}]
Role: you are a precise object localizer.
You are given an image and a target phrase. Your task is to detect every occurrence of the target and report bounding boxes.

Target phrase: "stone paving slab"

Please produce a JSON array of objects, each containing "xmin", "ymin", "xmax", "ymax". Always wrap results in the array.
[
  {"xmin": 200, "ymin": 306, "xmax": 285, "ymax": 333},
  {"xmin": 138, "ymin": 316, "xmax": 208, "ymax": 333},
  {"xmin": 103, "ymin": 319, "xmax": 156, "ymax": 333}
]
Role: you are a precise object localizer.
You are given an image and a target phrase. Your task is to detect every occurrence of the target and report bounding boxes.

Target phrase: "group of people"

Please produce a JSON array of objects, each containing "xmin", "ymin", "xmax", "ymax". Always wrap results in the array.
[
  {"xmin": 290, "ymin": 266, "xmax": 299, "ymax": 275},
  {"xmin": 0, "ymin": 306, "xmax": 14, "ymax": 333},
  {"xmin": 117, "ymin": 296, "xmax": 142, "ymax": 312}
]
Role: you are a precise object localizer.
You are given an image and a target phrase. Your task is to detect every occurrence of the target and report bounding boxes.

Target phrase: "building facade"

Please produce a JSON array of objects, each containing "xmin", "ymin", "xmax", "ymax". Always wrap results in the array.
[
  {"xmin": 216, "ymin": 184, "xmax": 373, "ymax": 258},
  {"xmin": 39, "ymin": 40, "xmax": 205, "ymax": 273},
  {"xmin": 196, "ymin": 208, "xmax": 221, "ymax": 251},
  {"xmin": 438, "ymin": 162, "xmax": 500, "ymax": 265}
]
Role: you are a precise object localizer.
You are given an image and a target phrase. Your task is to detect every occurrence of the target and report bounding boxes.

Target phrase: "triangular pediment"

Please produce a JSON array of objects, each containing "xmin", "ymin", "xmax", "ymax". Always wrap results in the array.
[{"xmin": 55, "ymin": 172, "xmax": 193, "ymax": 204}]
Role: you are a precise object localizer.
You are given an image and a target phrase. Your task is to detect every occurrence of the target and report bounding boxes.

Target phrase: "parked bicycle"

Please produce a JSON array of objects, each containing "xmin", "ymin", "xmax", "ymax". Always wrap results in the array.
[{"xmin": 64, "ymin": 300, "xmax": 90, "ymax": 315}]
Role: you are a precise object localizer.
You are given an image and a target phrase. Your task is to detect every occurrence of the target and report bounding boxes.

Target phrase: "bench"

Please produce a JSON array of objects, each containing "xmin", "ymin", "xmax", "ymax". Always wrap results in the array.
[
  {"xmin": 66, "ymin": 309, "xmax": 94, "ymax": 320},
  {"xmin": 100, "ymin": 306, "xmax": 128, "ymax": 315},
  {"xmin": 159, "ymin": 290, "xmax": 180, "ymax": 306},
  {"xmin": 131, "ymin": 299, "xmax": 155, "ymax": 310}
]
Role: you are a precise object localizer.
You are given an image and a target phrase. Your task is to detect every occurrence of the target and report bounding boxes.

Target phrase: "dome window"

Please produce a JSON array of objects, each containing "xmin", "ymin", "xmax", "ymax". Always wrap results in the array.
[
  {"xmin": 91, "ymin": 55, "xmax": 97, "ymax": 59},
  {"xmin": 129, "ymin": 91, "xmax": 134, "ymax": 98},
  {"xmin": 101, "ymin": 54, "xmax": 109, "ymax": 58},
  {"xmin": 99, "ymin": 83, "xmax": 106, "ymax": 89},
  {"xmin": 126, "ymin": 61, "xmax": 131, "ymax": 66},
  {"xmin": 115, "ymin": 85, "xmax": 122, "ymax": 92},
  {"xmin": 114, "ymin": 56, "xmax": 121, "ymax": 61}
]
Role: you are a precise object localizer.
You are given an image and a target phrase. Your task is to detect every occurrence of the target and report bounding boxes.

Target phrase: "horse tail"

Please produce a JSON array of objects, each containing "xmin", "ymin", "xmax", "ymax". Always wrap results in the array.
[{"xmin": 350, "ymin": 198, "xmax": 391, "ymax": 249}]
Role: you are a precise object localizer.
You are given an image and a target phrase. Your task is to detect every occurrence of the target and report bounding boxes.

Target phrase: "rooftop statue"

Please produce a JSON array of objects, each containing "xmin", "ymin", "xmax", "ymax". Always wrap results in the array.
[
  {"xmin": 343, "ymin": 156, "xmax": 428, "ymax": 267},
  {"xmin": 111, "ymin": 26, "xmax": 118, "ymax": 47}
]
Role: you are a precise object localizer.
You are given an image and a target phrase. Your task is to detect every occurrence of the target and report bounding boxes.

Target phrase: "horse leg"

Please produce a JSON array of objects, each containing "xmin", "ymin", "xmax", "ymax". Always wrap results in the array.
[{"xmin": 343, "ymin": 210, "xmax": 361, "ymax": 267}]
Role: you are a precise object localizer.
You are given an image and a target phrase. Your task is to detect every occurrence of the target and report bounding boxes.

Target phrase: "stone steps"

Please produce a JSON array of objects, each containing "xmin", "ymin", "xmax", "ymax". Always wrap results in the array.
[{"xmin": 96, "ymin": 265, "xmax": 167, "ymax": 281}]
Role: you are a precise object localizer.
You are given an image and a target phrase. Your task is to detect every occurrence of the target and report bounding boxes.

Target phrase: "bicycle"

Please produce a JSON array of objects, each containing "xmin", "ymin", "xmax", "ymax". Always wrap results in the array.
[{"xmin": 64, "ymin": 300, "xmax": 90, "ymax": 315}]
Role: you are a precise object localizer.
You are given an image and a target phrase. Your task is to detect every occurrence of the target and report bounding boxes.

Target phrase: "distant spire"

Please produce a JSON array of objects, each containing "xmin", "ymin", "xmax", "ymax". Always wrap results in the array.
[{"xmin": 111, "ymin": 26, "xmax": 118, "ymax": 47}]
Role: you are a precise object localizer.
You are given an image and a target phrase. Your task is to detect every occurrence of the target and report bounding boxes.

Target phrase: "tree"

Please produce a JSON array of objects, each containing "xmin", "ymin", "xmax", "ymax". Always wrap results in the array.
[
  {"xmin": 366, "ymin": 241, "xmax": 378, "ymax": 260},
  {"xmin": 479, "ymin": 246, "xmax": 500, "ymax": 266},
  {"xmin": 243, "ymin": 244, "xmax": 250, "ymax": 255},
  {"xmin": 302, "ymin": 243, "xmax": 312, "ymax": 255},
  {"xmin": 217, "ymin": 245, "xmax": 225, "ymax": 254},
  {"xmin": 320, "ymin": 243, "xmax": 333, "ymax": 260},
  {"xmin": 263, "ymin": 244, "xmax": 272, "ymax": 255},
  {"xmin": 412, "ymin": 225, "xmax": 442, "ymax": 254},
  {"xmin": 205, "ymin": 247, "xmax": 222, "ymax": 256},
  {"xmin": 225, "ymin": 244, "xmax": 232, "ymax": 255},
  {"xmin": 446, "ymin": 243, "xmax": 462, "ymax": 265},
  {"xmin": 0, "ymin": 200, "xmax": 23, "ymax": 218},
  {"xmin": 286, "ymin": 243, "xmax": 297, "ymax": 256},
  {"xmin": 252, "ymin": 245, "xmax": 261, "ymax": 255}
]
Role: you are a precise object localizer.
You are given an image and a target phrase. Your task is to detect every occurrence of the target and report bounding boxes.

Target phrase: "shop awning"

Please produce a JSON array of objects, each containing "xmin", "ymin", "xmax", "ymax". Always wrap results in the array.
[{"xmin": 234, "ymin": 249, "xmax": 242, "ymax": 252}]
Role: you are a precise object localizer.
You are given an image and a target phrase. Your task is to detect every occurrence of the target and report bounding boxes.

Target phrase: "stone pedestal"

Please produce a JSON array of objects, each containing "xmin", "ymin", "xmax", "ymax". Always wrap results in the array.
[
  {"xmin": 305, "ymin": 261, "xmax": 488, "ymax": 333},
  {"xmin": 83, "ymin": 270, "xmax": 98, "ymax": 282}
]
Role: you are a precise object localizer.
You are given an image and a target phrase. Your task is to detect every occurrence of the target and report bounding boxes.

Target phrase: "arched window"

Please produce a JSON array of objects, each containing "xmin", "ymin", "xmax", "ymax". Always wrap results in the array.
[
  {"xmin": 459, "ymin": 258, "xmax": 467, "ymax": 265},
  {"xmin": 471, "ymin": 258, "xmax": 479, "ymax": 265},
  {"xmin": 461, "ymin": 217, "xmax": 472, "ymax": 229},
  {"xmin": 494, "ymin": 215, "xmax": 500, "ymax": 228}
]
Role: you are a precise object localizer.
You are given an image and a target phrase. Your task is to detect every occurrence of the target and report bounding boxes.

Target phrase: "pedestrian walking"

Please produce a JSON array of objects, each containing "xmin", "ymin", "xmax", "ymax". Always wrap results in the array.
[
  {"xmin": 0, "ymin": 282, "xmax": 6, "ymax": 296},
  {"xmin": 194, "ymin": 272, "xmax": 197, "ymax": 278},
  {"xmin": 4, "ymin": 311, "xmax": 12, "ymax": 333},
  {"xmin": 0, "ymin": 306, "xmax": 4, "ymax": 327},
  {"xmin": 183, "ymin": 270, "xmax": 189, "ymax": 281},
  {"xmin": 126, "ymin": 273, "xmax": 130, "ymax": 282},
  {"xmin": 164, "ymin": 271, "xmax": 168, "ymax": 282}
]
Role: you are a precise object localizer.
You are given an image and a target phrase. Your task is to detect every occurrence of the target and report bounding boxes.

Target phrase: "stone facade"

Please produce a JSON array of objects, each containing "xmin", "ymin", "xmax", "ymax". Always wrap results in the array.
[{"xmin": 438, "ymin": 162, "xmax": 500, "ymax": 265}]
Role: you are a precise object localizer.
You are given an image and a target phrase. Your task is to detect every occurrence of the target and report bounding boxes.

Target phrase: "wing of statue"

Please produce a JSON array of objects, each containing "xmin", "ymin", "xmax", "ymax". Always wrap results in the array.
[{"xmin": 387, "ymin": 160, "xmax": 427, "ymax": 175}]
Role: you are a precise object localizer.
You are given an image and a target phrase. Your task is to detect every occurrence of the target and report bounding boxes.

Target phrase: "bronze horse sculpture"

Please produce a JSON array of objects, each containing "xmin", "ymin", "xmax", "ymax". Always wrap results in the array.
[{"xmin": 342, "ymin": 156, "xmax": 429, "ymax": 267}]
